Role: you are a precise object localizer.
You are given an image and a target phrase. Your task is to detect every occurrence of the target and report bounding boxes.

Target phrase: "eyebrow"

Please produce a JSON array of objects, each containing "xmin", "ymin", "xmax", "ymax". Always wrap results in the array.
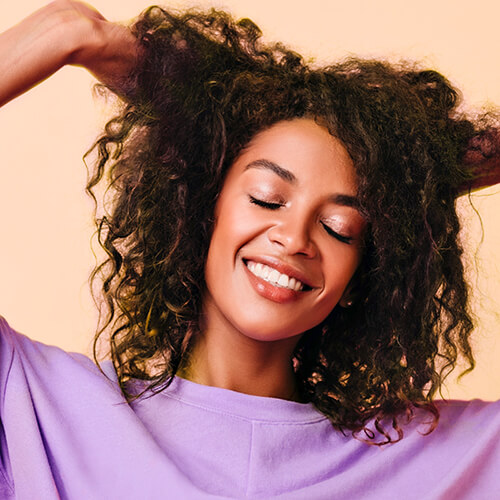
[
  {"xmin": 244, "ymin": 158, "xmax": 362, "ymax": 212},
  {"xmin": 244, "ymin": 159, "xmax": 297, "ymax": 183}
]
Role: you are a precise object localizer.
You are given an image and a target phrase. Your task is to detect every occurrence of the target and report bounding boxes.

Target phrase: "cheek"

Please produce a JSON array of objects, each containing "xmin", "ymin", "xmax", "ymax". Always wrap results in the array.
[
  {"xmin": 211, "ymin": 201, "xmax": 265, "ymax": 252},
  {"xmin": 323, "ymin": 250, "xmax": 361, "ymax": 294},
  {"xmin": 205, "ymin": 204, "xmax": 253, "ymax": 280}
]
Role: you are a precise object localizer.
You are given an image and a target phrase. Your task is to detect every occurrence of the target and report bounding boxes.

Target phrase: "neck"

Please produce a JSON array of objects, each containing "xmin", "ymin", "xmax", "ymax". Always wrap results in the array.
[{"xmin": 177, "ymin": 302, "xmax": 305, "ymax": 403}]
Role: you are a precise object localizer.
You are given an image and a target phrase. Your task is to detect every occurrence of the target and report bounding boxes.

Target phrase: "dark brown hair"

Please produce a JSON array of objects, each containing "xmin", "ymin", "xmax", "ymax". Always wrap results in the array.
[{"xmin": 85, "ymin": 5, "xmax": 499, "ymax": 444}]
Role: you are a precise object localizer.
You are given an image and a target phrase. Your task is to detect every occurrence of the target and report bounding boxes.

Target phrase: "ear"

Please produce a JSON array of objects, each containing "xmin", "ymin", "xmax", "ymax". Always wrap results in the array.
[
  {"xmin": 338, "ymin": 268, "xmax": 361, "ymax": 308},
  {"xmin": 338, "ymin": 286, "xmax": 354, "ymax": 308}
]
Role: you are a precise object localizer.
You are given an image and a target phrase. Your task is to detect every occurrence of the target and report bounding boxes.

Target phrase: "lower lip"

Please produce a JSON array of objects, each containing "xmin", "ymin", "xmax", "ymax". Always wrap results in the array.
[{"xmin": 243, "ymin": 261, "xmax": 304, "ymax": 304}]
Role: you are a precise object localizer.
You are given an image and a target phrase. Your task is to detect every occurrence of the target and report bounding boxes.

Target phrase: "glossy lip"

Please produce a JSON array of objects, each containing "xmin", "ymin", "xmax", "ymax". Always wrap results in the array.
[
  {"xmin": 243, "ymin": 260, "xmax": 304, "ymax": 304},
  {"xmin": 242, "ymin": 255, "xmax": 317, "ymax": 289}
]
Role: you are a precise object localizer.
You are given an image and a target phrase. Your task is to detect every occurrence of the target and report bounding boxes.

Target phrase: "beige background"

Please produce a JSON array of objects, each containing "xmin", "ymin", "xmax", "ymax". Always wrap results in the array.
[{"xmin": 1, "ymin": 0, "xmax": 499, "ymax": 400}]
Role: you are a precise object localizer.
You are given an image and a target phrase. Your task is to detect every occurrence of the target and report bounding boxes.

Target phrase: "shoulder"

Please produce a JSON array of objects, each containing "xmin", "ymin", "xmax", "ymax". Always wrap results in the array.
[
  {"xmin": 0, "ymin": 315, "xmax": 119, "ymax": 396},
  {"xmin": 432, "ymin": 398, "xmax": 500, "ymax": 436},
  {"xmin": 435, "ymin": 398, "xmax": 500, "ymax": 421}
]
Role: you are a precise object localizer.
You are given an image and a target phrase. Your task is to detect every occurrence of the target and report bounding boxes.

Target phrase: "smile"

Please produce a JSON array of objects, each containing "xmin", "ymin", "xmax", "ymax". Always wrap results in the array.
[{"xmin": 246, "ymin": 260, "xmax": 304, "ymax": 291}]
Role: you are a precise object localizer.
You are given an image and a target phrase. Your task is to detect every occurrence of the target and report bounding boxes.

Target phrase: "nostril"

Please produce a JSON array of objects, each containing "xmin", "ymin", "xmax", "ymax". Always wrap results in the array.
[{"xmin": 267, "ymin": 225, "xmax": 316, "ymax": 258}]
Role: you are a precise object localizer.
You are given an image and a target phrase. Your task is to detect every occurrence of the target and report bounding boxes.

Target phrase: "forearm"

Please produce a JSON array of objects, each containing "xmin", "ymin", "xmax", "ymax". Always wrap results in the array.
[
  {"xmin": 0, "ymin": 3, "xmax": 80, "ymax": 107},
  {"xmin": 0, "ymin": 1, "xmax": 141, "ymax": 108}
]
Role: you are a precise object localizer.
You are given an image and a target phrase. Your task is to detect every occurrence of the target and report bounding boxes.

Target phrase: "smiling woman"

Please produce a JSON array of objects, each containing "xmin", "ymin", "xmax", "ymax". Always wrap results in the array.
[
  {"xmin": 192, "ymin": 119, "xmax": 365, "ymax": 401},
  {"xmin": 1, "ymin": 0, "xmax": 500, "ymax": 498}
]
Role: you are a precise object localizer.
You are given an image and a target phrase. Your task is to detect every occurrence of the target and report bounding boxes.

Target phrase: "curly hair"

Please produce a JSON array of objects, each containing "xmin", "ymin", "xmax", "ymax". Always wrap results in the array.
[{"xmin": 85, "ymin": 5, "xmax": 499, "ymax": 445}]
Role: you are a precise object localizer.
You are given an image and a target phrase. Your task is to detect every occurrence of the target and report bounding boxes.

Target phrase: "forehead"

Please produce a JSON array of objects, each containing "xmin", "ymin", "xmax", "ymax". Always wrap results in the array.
[{"xmin": 231, "ymin": 118, "xmax": 358, "ymax": 195}]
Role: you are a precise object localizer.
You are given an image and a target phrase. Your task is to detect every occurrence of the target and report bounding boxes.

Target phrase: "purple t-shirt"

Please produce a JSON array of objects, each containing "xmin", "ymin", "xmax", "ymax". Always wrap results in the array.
[{"xmin": 0, "ymin": 315, "xmax": 499, "ymax": 499}]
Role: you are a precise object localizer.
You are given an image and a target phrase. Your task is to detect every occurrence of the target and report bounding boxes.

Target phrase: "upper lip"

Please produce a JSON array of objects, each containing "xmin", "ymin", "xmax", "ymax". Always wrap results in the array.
[{"xmin": 243, "ymin": 255, "xmax": 316, "ymax": 289}]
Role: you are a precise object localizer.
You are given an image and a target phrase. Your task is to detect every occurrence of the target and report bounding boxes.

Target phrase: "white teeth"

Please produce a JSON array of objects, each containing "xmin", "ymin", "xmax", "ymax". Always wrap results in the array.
[
  {"xmin": 268, "ymin": 269, "xmax": 280, "ymax": 283},
  {"xmin": 277, "ymin": 274, "xmax": 288, "ymax": 287},
  {"xmin": 245, "ymin": 261, "xmax": 304, "ymax": 291}
]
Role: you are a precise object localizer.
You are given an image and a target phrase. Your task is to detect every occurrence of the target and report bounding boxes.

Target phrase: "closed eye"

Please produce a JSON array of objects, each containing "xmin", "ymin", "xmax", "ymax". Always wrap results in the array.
[
  {"xmin": 250, "ymin": 195, "xmax": 353, "ymax": 244},
  {"xmin": 322, "ymin": 223, "xmax": 353, "ymax": 244},
  {"xmin": 249, "ymin": 195, "xmax": 283, "ymax": 210}
]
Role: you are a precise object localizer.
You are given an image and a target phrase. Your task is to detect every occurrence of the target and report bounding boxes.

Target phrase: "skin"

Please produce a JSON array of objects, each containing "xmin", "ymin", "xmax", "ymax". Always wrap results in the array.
[
  {"xmin": 0, "ymin": 0, "xmax": 140, "ymax": 107},
  {"xmin": 4, "ymin": 1, "xmax": 499, "ymax": 406},
  {"xmin": 178, "ymin": 118, "xmax": 366, "ymax": 402}
]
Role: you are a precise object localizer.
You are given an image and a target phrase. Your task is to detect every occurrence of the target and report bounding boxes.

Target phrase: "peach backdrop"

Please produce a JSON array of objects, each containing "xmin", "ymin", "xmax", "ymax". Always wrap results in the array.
[{"xmin": 1, "ymin": 0, "xmax": 499, "ymax": 400}]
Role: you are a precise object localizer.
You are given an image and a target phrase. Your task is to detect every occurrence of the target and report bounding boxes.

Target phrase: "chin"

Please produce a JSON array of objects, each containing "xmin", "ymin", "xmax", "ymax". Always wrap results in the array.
[{"xmin": 231, "ymin": 316, "xmax": 310, "ymax": 342}]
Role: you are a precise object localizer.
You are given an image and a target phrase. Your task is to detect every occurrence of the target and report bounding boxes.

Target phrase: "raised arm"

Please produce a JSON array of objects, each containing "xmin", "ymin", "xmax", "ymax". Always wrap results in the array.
[
  {"xmin": 457, "ymin": 128, "xmax": 500, "ymax": 196},
  {"xmin": 0, "ymin": 0, "xmax": 142, "ymax": 108}
]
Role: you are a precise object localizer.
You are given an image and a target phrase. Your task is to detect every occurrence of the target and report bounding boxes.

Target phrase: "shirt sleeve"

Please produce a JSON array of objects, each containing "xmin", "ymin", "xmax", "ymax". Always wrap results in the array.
[
  {"xmin": 0, "ymin": 317, "xmax": 22, "ymax": 497},
  {"xmin": 0, "ymin": 315, "xmax": 123, "ymax": 498}
]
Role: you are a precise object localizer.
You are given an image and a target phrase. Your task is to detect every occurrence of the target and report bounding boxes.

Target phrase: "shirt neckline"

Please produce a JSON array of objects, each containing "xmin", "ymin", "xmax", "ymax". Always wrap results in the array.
[{"xmin": 158, "ymin": 375, "xmax": 328, "ymax": 423}]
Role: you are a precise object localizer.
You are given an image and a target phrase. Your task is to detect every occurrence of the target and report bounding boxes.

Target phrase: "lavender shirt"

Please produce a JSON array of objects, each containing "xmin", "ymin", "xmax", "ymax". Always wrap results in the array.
[{"xmin": 0, "ymin": 316, "xmax": 499, "ymax": 499}]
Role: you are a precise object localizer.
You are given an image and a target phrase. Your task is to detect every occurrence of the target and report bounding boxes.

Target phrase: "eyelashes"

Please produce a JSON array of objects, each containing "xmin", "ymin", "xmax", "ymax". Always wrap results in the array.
[
  {"xmin": 249, "ymin": 196, "xmax": 282, "ymax": 210},
  {"xmin": 321, "ymin": 223, "xmax": 353, "ymax": 244},
  {"xmin": 248, "ymin": 195, "xmax": 353, "ymax": 244}
]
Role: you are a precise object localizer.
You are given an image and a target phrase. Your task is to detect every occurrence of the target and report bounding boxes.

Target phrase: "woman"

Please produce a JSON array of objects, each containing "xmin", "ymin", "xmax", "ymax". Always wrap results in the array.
[{"xmin": 1, "ymin": 1, "xmax": 499, "ymax": 498}]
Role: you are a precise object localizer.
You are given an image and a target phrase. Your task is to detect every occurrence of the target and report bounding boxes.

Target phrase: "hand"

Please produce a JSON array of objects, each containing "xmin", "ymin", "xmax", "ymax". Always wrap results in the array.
[
  {"xmin": 457, "ymin": 129, "xmax": 500, "ymax": 196},
  {"xmin": 62, "ymin": 0, "xmax": 144, "ymax": 96},
  {"xmin": 0, "ymin": 0, "xmax": 143, "ymax": 107}
]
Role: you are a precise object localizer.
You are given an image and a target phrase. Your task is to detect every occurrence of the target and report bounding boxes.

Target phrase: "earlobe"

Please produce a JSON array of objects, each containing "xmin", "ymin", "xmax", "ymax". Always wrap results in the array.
[
  {"xmin": 339, "ymin": 293, "xmax": 354, "ymax": 308},
  {"xmin": 339, "ymin": 268, "xmax": 362, "ymax": 308},
  {"xmin": 338, "ymin": 281, "xmax": 354, "ymax": 307},
  {"xmin": 340, "ymin": 299, "xmax": 353, "ymax": 308}
]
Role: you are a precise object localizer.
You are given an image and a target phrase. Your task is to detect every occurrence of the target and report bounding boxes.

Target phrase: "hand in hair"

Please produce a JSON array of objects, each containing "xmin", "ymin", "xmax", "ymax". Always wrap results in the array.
[
  {"xmin": 458, "ymin": 129, "xmax": 500, "ymax": 196},
  {"xmin": 0, "ymin": 0, "xmax": 142, "ymax": 107}
]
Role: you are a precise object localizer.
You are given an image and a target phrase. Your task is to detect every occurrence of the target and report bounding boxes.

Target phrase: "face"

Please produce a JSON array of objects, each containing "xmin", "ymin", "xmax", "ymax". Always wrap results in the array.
[{"xmin": 203, "ymin": 118, "xmax": 366, "ymax": 342}]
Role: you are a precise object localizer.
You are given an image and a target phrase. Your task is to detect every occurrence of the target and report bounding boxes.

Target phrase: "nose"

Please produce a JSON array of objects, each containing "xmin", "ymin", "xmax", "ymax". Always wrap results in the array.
[{"xmin": 267, "ymin": 216, "xmax": 317, "ymax": 258}]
